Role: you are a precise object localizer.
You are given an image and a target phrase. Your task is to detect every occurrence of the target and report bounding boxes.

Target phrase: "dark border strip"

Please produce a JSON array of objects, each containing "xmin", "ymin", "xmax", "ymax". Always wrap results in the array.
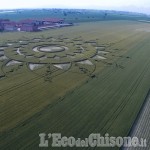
[{"xmin": 121, "ymin": 89, "xmax": 150, "ymax": 150}]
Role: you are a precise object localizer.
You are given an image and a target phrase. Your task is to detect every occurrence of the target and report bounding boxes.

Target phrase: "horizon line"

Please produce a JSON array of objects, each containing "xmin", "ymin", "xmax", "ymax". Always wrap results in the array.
[{"xmin": 0, "ymin": 8, "xmax": 147, "ymax": 15}]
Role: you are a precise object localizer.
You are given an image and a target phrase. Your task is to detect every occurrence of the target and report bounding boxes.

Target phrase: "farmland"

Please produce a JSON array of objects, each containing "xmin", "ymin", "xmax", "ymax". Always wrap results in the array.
[
  {"xmin": 0, "ymin": 20, "xmax": 150, "ymax": 149},
  {"xmin": 0, "ymin": 9, "xmax": 148, "ymax": 23}
]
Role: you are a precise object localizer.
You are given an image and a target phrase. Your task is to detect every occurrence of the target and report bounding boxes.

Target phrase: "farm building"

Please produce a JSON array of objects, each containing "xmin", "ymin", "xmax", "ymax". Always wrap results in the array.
[
  {"xmin": 18, "ymin": 19, "xmax": 40, "ymax": 31},
  {"xmin": 0, "ymin": 19, "xmax": 17, "ymax": 31},
  {"xmin": 19, "ymin": 18, "xmax": 65, "ymax": 31},
  {"xmin": 19, "ymin": 18, "xmax": 64, "ymax": 26},
  {"xmin": 19, "ymin": 19, "xmax": 42, "ymax": 26},
  {"xmin": 39, "ymin": 18, "xmax": 64, "ymax": 25},
  {"xmin": 4, "ymin": 24, "xmax": 17, "ymax": 31},
  {"xmin": 20, "ymin": 24, "xmax": 38, "ymax": 32},
  {"xmin": 3, "ymin": 22, "xmax": 17, "ymax": 31},
  {"xmin": 0, "ymin": 18, "xmax": 70, "ymax": 32}
]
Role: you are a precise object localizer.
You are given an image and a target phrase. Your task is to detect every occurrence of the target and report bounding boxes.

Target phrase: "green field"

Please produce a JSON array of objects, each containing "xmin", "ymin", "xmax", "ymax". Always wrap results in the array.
[
  {"xmin": 0, "ymin": 9, "xmax": 148, "ymax": 23},
  {"xmin": 0, "ymin": 20, "xmax": 150, "ymax": 149}
]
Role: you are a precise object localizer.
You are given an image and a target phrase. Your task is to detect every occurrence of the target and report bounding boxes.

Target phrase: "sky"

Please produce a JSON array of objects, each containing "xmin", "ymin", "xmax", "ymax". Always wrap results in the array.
[{"xmin": 0, "ymin": 0, "xmax": 150, "ymax": 14}]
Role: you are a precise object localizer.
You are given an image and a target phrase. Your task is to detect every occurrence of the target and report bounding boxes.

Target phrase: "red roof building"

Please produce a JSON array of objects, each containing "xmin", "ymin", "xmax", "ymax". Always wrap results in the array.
[
  {"xmin": 4, "ymin": 25, "xmax": 17, "ymax": 31},
  {"xmin": 20, "ymin": 24, "xmax": 38, "ymax": 32},
  {"xmin": 0, "ymin": 21, "xmax": 17, "ymax": 31},
  {"xmin": 0, "ymin": 18, "xmax": 65, "ymax": 32},
  {"xmin": 19, "ymin": 18, "xmax": 64, "ymax": 26}
]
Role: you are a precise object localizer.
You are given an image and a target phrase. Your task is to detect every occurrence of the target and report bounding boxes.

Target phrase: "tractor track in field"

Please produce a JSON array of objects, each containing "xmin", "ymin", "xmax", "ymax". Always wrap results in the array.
[
  {"xmin": 0, "ymin": 75, "xmax": 43, "ymax": 96},
  {"xmin": 104, "ymin": 58, "xmax": 150, "ymax": 130},
  {"xmin": 90, "ymin": 58, "xmax": 150, "ymax": 138}
]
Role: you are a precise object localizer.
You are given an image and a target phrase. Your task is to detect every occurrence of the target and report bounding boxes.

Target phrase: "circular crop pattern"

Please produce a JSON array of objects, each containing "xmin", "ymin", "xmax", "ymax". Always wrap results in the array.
[
  {"xmin": 4, "ymin": 37, "xmax": 98, "ymax": 64},
  {"xmin": 0, "ymin": 36, "xmax": 108, "ymax": 80}
]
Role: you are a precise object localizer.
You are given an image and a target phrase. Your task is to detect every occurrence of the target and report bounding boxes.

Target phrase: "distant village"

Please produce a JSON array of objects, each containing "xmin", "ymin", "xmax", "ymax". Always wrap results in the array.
[{"xmin": 0, "ymin": 18, "xmax": 73, "ymax": 32}]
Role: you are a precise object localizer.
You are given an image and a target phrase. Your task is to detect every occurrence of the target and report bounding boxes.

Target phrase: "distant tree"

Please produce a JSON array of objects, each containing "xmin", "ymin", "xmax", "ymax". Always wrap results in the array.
[
  {"xmin": 63, "ymin": 12, "xmax": 67, "ymax": 16},
  {"xmin": 103, "ymin": 13, "xmax": 108, "ymax": 20}
]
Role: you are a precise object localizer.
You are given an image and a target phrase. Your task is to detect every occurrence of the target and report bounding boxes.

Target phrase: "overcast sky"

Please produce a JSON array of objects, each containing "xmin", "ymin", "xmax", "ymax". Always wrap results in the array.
[{"xmin": 0, "ymin": 0, "xmax": 150, "ymax": 14}]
